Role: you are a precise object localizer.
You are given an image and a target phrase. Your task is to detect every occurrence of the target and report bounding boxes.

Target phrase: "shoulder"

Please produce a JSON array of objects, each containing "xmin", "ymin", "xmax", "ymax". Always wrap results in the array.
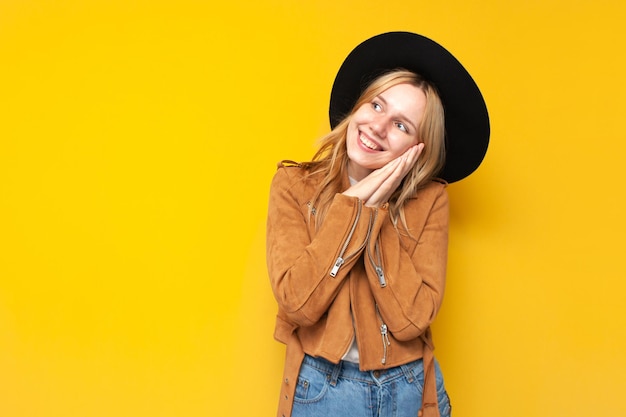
[
  {"xmin": 277, "ymin": 160, "xmax": 302, "ymax": 169},
  {"xmin": 413, "ymin": 179, "xmax": 448, "ymax": 201},
  {"xmin": 405, "ymin": 179, "xmax": 449, "ymax": 213},
  {"xmin": 396, "ymin": 180, "xmax": 449, "ymax": 236},
  {"xmin": 271, "ymin": 160, "xmax": 307, "ymax": 185},
  {"xmin": 272, "ymin": 160, "xmax": 325, "ymax": 184},
  {"xmin": 270, "ymin": 160, "xmax": 324, "ymax": 198}
]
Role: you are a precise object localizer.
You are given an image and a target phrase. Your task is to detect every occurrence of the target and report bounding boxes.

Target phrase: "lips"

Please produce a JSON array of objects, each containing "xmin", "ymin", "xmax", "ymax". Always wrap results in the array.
[{"xmin": 359, "ymin": 132, "xmax": 382, "ymax": 151}]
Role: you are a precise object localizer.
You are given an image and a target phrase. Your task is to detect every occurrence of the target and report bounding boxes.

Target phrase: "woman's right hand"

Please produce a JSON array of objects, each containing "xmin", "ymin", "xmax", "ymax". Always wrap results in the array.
[{"xmin": 342, "ymin": 143, "xmax": 423, "ymax": 207}]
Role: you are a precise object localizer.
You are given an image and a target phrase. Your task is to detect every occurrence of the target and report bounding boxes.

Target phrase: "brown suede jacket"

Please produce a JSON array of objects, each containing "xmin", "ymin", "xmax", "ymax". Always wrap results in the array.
[{"xmin": 266, "ymin": 162, "xmax": 449, "ymax": 417}]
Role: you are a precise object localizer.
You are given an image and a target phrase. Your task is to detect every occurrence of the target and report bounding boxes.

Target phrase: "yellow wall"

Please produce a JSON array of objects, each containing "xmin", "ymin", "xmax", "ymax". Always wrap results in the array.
[{"xmin": 1, "ymin": 1, "xmax": 625, "ymax": 416}]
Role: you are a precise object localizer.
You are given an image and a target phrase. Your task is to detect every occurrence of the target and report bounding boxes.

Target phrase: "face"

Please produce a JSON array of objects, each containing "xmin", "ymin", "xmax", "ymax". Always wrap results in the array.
[{"xmin": 346, "ymin": 83, "xmax": 426, "ymax": 181}]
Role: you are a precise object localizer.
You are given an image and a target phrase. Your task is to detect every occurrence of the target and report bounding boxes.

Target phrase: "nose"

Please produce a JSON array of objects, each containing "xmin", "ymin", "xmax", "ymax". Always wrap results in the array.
[{"xmin": 370, "ymin": 114, "xmax": 389, "ymax": 138}]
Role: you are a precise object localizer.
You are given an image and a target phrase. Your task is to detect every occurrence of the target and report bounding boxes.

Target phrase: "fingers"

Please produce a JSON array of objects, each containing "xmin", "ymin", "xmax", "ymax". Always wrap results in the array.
[
  {"xmin": 345, "ymin": 143, "xmax": 425, "ymax": 206},
  {"xmin": 342, "ymin": 159, "xmax": 398, "ymax": 200},
  {"xmin": 402, "ymin": 143, "xmax": 424, "ymax": 173},
  {"xmin": 366, "ymin": 165, "xmax": 405, "ymax": 205},
  {"xmin": 365, "ymin": 143, "xmax": 424, "ymax": 206}
]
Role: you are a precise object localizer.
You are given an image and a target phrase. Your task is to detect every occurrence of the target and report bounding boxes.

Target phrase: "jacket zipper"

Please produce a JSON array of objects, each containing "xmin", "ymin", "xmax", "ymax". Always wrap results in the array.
[
  {"xmin": 330, "ymin": 202, "xmax": 370, "ymax": 277},
  {"xmin": 367, "ymin": 209, "xmax": 386, "ymax": 287},
  {"xmin": 375, "ymin": 304, "xmax": 390, "ymax": 365}
]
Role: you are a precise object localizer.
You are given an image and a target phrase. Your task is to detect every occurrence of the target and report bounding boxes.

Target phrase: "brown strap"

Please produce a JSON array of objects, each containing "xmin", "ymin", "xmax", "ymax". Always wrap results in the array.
[
  {"xmin": 418, "ymin": 328, "xmax": 440, "ymax": 417},
  {"xmin": 276, "ymin": 332, "xmax": 305, "ymax": 417}
]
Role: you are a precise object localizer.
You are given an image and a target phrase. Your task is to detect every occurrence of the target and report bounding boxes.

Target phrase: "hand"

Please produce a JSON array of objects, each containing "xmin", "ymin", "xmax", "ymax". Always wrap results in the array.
[{"xmin": 343, "ymin": 143, "xmax": 424, "ymax": 207}]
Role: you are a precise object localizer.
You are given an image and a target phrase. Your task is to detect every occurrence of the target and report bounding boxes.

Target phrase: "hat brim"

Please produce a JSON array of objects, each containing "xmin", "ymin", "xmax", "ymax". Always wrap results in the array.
[{"xmin": 329, "ymin": 32, "xmax": 490, "ymax": 183}]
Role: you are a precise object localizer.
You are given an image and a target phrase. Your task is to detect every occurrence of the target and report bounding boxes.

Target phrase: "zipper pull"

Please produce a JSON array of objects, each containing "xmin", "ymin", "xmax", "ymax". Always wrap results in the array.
[
  {"xmin": 330, "ymin": 257, "xmax": 344, "ymax": 277},
  {"xmin": 375, "ymin": 266, "xmax": 386, "ymax": 287},
  {"xmin": 380, "ymin": 323, "xmax": 390, "ymax": 364}
]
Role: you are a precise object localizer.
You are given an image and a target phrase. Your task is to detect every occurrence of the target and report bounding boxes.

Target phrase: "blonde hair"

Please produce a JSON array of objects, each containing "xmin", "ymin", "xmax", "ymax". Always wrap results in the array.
[{"xmin": 301, "ymin": 70, "xmax": 446, "ymax": 230}]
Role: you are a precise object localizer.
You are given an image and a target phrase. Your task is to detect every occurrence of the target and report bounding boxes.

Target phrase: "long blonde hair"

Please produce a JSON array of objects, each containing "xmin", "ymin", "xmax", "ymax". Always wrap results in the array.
[{"xmin": 301, "ymin": 70, "xmax": 446, "ymax": 229}]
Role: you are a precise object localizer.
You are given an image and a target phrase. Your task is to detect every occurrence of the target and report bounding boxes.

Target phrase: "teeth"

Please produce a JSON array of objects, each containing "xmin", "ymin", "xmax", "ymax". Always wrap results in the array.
[{"xmin": 360, "ymin": 133, "xmax": 379, "ymax": 150}]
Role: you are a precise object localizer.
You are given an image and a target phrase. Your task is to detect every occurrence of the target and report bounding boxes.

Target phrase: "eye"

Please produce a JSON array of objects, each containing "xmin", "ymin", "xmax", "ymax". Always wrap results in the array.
[
  {"xmin": 372, "ymin": 102, "xmax": 382, "ymax": 112},
  {"xmin": 395, "ymin": 121, "xmax": 407, "ymax": 132}
]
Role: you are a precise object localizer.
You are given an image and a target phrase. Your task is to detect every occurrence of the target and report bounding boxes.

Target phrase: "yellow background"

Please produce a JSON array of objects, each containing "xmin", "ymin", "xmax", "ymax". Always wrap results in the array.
[{"xmin": 1, "ymin": 1, "xmax": 625, "ymax": 416}]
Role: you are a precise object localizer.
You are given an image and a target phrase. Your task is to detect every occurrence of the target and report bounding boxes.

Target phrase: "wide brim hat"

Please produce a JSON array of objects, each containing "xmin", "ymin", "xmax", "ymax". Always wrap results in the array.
[{"xmin": 329, "ymin": 31, "xmax": 490, "ymax": 183}]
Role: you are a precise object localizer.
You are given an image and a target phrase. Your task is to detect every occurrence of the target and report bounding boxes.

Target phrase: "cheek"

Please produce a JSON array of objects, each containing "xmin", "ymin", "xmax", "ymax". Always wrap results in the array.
[
  {"xmin": 345, "ymin": 127, "xmax": 360, "ymax": 159},
  {"xmin": 350, "ymin": 106, "xmax": 374, "ymax": 126},
  {"xmin": 390, "ymin": 136, "xmax": 418, "ymax": 155},
  {"xmin": 345, "ymin": 123, "xmax": 357, "ymax": 147}
]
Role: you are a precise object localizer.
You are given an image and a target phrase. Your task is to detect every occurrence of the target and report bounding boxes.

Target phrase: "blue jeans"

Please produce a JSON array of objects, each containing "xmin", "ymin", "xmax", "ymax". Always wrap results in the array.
[{"xmin": 292, "ymin": 354, "xmax": 451, "ymax": 417}]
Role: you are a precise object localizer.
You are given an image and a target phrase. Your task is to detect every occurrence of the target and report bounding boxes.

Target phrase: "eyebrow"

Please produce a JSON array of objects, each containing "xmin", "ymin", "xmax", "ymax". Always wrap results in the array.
[{"xmin": 376, "ymin": 94, "xmax": 417, "ymax": 132}]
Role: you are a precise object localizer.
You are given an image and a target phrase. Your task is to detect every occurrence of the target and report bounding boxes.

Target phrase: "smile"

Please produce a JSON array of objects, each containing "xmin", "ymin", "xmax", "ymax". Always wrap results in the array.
[{"xmin": 359, "ymin": 132, "xmax": 381, "ymax": 151}]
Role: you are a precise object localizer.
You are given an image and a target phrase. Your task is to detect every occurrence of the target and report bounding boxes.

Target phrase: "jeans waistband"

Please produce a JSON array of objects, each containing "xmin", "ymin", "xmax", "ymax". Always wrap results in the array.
[{"xmin": 302, "ymin": 354, "xmax": 423, "ymax": 386}]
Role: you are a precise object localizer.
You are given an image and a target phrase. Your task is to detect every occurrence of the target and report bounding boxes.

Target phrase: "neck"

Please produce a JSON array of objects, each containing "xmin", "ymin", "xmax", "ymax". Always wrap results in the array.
[{"xmin": 347, "ymin": 161, "xmax": 372, "ymax": 182}]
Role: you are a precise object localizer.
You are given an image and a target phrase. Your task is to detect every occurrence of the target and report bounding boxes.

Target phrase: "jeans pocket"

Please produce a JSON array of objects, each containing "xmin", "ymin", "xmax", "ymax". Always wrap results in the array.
[{"xmin": 293, "ymin": 362, "xmax": 329, "ymax": 404}]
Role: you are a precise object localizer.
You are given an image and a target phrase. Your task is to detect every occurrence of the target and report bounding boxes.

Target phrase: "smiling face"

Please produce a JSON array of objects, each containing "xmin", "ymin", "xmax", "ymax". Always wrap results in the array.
[{"xmin": 346, "ymin": 83, "xmax": 427, "ymax": 181}]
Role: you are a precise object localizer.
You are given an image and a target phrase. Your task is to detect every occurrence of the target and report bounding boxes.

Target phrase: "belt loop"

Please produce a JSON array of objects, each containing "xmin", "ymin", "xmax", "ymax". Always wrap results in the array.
[
  {"xmin": 329, "ymin": 361, "xmax": 342, "ymax": 387},
  {"xmin": 400, "ymin": 361, "xmax": 417, "ymax": 384}
]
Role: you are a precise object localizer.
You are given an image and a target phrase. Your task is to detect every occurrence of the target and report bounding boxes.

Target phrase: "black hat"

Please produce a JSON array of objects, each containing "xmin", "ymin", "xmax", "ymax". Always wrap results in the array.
[{"xmin": 329, "ymin": 32, "xmax": 490, "ymax": 183}]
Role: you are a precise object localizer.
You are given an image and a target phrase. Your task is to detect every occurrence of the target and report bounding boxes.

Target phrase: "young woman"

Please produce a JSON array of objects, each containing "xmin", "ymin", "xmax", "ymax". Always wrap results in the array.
[{"xmin": 266, "ymin": 32, "xmax": 490, "ymax": 417}]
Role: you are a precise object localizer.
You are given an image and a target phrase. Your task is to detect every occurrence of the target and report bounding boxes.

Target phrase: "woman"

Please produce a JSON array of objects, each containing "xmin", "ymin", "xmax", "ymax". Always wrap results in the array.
[{"xmin": 266, "ymin": 32, "xmax": 490, "ymax": 417}]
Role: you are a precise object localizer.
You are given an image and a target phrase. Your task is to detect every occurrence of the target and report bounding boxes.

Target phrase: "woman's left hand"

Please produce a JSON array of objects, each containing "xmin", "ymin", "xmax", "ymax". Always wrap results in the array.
[{"xmin": 343, "ymin": 143, "xmax": 424, "ymax": 207}]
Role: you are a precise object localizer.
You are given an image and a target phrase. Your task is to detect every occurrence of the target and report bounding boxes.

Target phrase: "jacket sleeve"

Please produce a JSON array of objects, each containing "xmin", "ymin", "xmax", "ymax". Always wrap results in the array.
[
  {"xmin": 266, "ymin": 167, "xmax": 373, "ymax": 327},
  {"xmin": 364, "ymin": 183, "xmax": 449, "ymax": 341}
]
